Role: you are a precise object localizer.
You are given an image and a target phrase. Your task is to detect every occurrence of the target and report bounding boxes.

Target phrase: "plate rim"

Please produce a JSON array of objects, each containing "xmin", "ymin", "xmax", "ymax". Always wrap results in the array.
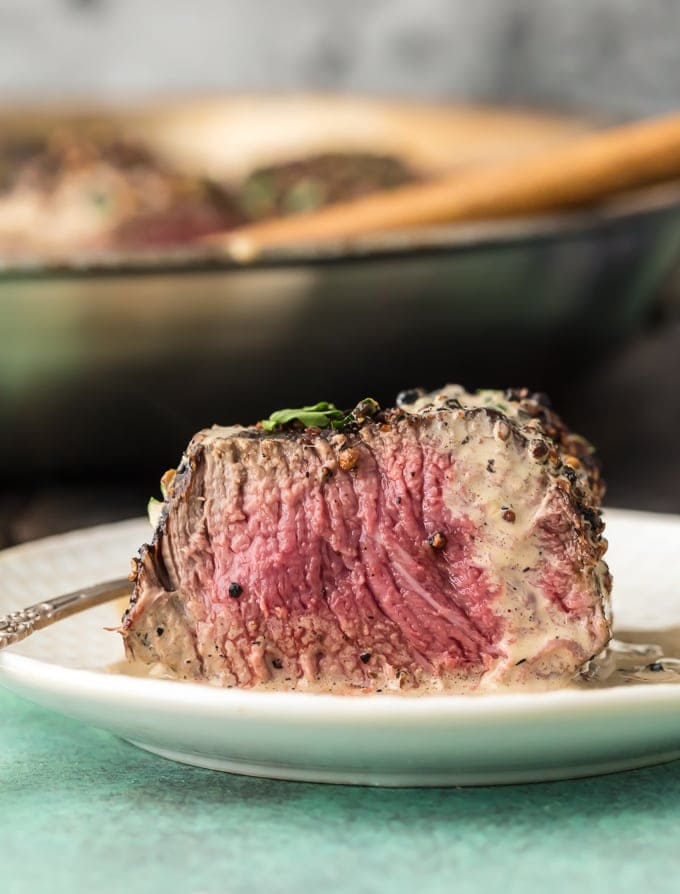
[{"xmin": 2, "ymin": 647, "xmax": 680, "ymax": 721}]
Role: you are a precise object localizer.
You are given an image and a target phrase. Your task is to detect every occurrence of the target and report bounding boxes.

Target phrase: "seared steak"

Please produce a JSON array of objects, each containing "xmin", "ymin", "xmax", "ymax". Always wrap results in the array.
[
  {"xmin": 0, "ymin": 132, "xmax": 244, "ymax": 255},
  {"xmin": 121, "ymin": 386, "xmax": 611, "ymax": 693},
  {"xmin": 238, "ymin": 152, "xmax": 418, "ymax": 220}
]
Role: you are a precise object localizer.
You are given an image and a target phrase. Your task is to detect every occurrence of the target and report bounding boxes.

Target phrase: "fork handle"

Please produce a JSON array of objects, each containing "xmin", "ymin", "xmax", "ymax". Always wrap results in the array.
[{"xmin": 0, "ymin": 578, "xmax": 133, "ymax": 650}]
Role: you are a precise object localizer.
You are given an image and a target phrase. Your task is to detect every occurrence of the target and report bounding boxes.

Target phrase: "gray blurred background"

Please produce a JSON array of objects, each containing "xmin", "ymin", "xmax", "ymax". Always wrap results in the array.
[
  {"xmin": 1, "ymin": 0, "xmax": 679, "ymax": 544},
  {"xmin": 0, "ymin": 0, "xmax": 679, "ymax": 118}
]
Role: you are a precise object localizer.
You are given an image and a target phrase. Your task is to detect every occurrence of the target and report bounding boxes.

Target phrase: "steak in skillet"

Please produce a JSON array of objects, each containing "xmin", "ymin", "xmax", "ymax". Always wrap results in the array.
[
  {"xmin": 0, "ymin": 131, "xmax": 244, "ymax": 255},
  {"xmin": 238, "ymin": 152, "xmax": 418, "ymax": 220},
  {"xmin": 121, "ymin": 386, "xmax": 611, "ymax": 693}
]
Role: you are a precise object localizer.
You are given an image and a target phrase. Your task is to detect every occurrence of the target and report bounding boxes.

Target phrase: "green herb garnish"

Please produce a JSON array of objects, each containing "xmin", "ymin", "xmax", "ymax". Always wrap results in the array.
[
  {"xmin": 261, "ymin": 402, "xmax": 352, "ymax": 432},
  {"xmin": 261, "ymin": 398, "xmax": 381, "ymax": 432}
]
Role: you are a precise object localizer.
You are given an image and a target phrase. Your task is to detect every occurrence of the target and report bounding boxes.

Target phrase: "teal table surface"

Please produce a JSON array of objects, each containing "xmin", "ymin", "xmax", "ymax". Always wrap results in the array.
[{"xmin": 2, "ymin": 687, "xmax": 680, "ymax": 894}]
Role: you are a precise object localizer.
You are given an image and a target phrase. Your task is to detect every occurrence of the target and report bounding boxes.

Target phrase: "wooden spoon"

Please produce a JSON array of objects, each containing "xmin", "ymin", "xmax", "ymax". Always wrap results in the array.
[{"xmin": 208, "ymin": 113, "xmax": 680, "ymax": 260}]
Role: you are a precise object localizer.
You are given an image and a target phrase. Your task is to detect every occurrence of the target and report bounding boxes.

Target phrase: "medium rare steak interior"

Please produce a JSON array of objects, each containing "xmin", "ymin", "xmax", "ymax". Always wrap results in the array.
[{"xmin": 122, "ymin": 386, "xmax": 611, "ymax": 693}]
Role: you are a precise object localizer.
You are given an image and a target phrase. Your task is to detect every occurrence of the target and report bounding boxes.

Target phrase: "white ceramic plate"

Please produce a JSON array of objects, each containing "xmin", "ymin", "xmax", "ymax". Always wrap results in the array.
[{"xmin": 1, "ymin": 509, "xmax": 679, "ymax": 787}]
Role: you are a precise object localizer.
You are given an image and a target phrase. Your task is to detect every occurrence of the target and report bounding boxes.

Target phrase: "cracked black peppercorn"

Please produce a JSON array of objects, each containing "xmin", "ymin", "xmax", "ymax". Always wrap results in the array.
[
  {"xmin": 531, "ymin": 391, "xmax": 552, "ymax": 408},
  {"xmin": 353, "ymin": 398, "xmax": 380, "ymax": 421},
  {"xmin": 360, "ymin": 652, "xmax": 371, "ymax": 664},
  {"xmin": 228, "ymin": 582, "xmax": 243, "ymax": 598},
  {"xmin": 396, "ymin": 388, "xmax": 425, "ymax": 407},
  {"xmin": 532, "ymin": 441, "xmax": 549, "ymax": 459}
]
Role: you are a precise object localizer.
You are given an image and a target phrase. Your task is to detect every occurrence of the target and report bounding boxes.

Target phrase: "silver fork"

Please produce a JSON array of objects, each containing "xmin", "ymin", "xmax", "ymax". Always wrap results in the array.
[{"xmin": 0, "ymin": 578, "xmax": 133, "ymax": 650}]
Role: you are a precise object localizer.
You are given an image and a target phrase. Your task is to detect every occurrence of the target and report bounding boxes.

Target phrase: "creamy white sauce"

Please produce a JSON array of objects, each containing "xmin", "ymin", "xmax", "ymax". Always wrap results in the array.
[
  {"xmin": 400, "ymin": 386, "xmax": 610, "ymax": 690},
  {"xmin": 582, "ymin": 630, "xmax": 680, "ymax": 688},
  {"xmin": 111, "ymin": 627, "xmax": 680, "ymax": 693}
]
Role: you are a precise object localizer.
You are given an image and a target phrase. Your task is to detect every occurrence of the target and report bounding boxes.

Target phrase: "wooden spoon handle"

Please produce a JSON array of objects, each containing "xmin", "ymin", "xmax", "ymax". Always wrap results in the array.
[{"xmin": 215, "ymin": 113, "xmax": 680, "ymax": 259}]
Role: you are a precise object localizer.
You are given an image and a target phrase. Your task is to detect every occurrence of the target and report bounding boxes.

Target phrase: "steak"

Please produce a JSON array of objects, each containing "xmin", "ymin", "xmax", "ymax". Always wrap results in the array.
[
  {"xmin": 238, "ymin": 152, "xmax": 418, "ymax": 220},
  {"xmin": 121, "ymin": 386, "xmax": 611, "ymax": 693},
  {"xmin": 0, "ymin": 131, "xmax": 245, "ymax": 255}
]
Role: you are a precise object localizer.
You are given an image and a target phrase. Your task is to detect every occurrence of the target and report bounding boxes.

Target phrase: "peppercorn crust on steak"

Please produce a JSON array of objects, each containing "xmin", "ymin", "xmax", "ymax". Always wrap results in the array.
[{"xmin": 121, "ymin": 386, "xmax": 611, "ymax": 693}]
